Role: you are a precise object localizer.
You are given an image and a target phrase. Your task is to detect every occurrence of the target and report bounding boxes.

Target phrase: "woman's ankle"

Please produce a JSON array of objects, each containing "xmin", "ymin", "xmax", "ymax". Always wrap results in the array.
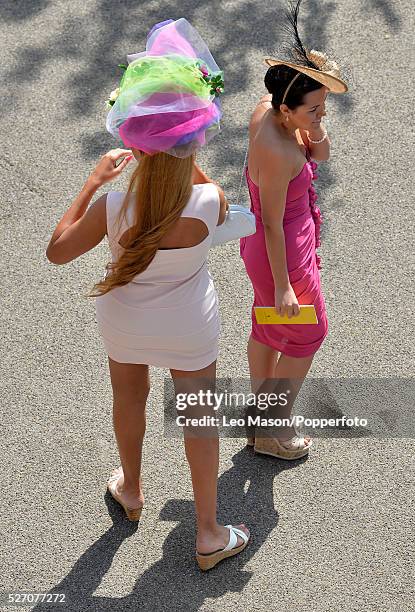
[
  {"xmin": 196, "ymin": 521, "xmax": 220, "ymax": 539},
  {"xmin": 118, "ymin": 474, "xmax": 143, "ymax": 495}
]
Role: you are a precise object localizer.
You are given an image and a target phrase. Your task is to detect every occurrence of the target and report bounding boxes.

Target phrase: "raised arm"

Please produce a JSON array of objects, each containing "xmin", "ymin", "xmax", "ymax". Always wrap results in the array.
[{"xmin": 299, "ymin": 124, "xmax": 330, "ymax": 162}]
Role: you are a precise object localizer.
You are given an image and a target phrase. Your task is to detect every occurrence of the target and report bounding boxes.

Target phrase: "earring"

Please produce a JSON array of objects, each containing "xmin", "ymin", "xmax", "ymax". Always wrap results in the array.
[{"xmin": 286, "ymin": 116, "xmax": 289, "ymax": 122}]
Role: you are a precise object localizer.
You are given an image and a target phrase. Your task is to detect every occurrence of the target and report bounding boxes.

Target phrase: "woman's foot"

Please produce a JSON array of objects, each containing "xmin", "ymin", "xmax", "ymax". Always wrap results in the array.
[
  {"xmin": 247, "ymin": 434, "xmax": 311, "ymax": 447},
  {"xmin": 108, "ymin": 466, "xmax": 145, "ymax": 510},
  {"xmin": 253, "ymin": 432, "xmax": 312, "ymax": 460},
  {"xmin": 196, "ymin": 524, "xmax": 250, "ymax": 570},
  {"xmin": 278, "ymin": 433, "xmax": 312, "ymax": 446},
  {"xmin": 196, "ymin": 523, "xmax": 250, "ymax": 555}
]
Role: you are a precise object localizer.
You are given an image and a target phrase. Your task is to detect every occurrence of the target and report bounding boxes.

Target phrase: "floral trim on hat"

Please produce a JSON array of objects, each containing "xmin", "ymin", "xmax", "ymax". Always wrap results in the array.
[{"xmin": 196, "ymin": 61, "xmax": 224, "ymax": 96}]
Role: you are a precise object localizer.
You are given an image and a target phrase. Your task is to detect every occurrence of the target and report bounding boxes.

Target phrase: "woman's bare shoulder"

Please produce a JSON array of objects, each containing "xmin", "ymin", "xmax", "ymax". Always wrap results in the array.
[
  {"xmin": 250, "ymin": 118, "xmax": 285, "ymax": 158},
  {"xmin": 249, "ymin": 95, "xmax": 272, "ymax": 129},
  {"xmin": 255, "ymin": 139, "xmax": 290, "ymax": 167}
]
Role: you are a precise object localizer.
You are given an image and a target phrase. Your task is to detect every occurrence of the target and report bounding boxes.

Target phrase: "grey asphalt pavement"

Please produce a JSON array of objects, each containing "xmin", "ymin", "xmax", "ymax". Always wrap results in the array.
[{"xmin": 1, "ymin": 1, "xmax": 414, "ymax": 611}]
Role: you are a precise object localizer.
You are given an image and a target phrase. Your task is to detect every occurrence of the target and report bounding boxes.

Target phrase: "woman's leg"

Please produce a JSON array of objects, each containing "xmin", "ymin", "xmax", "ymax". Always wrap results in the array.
[
  {"xmin": 246, "ymin": 335, "xmax": 279, "ymax": 441},
  {"xmin": 170, "ymin": 360, "xmax": 249, "ymax": 554},
  {"xmin": 274, "ymin": 352, "xmax": 314, "ymax": 378},
  {"xmin": 248, "ymin": 336, "xmax": 314, "ymax": 443},
  {"xmin": 108, "ymin": 356, "xmax": 149, "ymax": 509},
  {"xmin": 248, "ymin": 334, "xmax": 280, "ymax": 393},
  {"xmin": 271, "ymin": 352, "xmax": 314, "ymax": 441}
]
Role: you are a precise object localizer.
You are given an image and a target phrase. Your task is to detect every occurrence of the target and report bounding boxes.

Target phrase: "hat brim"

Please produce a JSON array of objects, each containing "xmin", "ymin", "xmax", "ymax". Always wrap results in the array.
[{"xmin": 264, "ymin": 58, "xmax": 348, "ymax": 93}]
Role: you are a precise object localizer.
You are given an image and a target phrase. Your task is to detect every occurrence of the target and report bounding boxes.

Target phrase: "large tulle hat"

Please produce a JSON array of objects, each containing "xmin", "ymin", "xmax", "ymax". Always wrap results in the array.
[{"xmin": 105, "ymin": 18, "xmax": 224, "ymax": 158}]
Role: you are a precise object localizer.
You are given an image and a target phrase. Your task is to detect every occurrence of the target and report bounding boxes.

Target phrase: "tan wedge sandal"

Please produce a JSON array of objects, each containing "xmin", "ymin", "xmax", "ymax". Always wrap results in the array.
[
  {"xmin": 107, "ymin": 470, "xmax": 143, "ymax": 522},
  {"xmin": 196, "ymin": 525, "xmax": 250, "ymax": 571},
  {"xmin": 253, "ymin": 432, "xmax": 312, "ymax": 460}
]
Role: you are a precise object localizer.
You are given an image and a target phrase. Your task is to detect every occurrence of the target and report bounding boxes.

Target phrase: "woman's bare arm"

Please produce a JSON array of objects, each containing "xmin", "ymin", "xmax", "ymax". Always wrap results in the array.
[
  {"xmin": 298, "ymin": 126, "xmax": 330, "ymax": 162},
  {"xmin": 258, "ymin": 146, "xmax": 292, "ymax": 287},
  {"xmin": 258, "ymin": 145, "xmax": 300, "ymax": 317},
  {"xmin": 192, "ymin": 162, "xmax": 229, "ymax": 226}
]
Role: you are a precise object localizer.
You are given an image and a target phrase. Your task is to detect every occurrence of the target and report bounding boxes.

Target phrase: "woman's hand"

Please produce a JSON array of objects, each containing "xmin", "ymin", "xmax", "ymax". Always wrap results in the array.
[
  {"xmin": 274, "ymin": 284, "xmax": 300, "ymax": 318},
  {"xmin": 88, "ymin": 148, "xmax": 133, "ymax": 187}
]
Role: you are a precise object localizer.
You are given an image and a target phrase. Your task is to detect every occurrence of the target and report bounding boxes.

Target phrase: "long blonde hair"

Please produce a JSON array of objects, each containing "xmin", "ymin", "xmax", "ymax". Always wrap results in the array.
[{"xmin": 86, "ymin": 151, "xmax": 194, "ymax": 298}]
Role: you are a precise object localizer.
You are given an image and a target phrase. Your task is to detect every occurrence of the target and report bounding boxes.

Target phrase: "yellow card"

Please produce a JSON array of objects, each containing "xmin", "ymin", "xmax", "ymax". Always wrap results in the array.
[{"xmin": 254, "ymin": 305, "xmax": 318, "ymax": 325}]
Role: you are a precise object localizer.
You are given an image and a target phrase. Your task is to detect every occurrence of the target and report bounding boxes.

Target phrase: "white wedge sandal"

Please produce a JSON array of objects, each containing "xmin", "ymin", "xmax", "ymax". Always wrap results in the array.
[{"xmin": 196, "ymin": 525, "xmax": 250, "ymax": 571}]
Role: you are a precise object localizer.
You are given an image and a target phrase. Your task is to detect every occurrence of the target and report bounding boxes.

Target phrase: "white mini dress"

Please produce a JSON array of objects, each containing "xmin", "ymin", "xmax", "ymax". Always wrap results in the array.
[{"xmin": 95, "ymin": 183, "xmax": 221, "ymax": 371}]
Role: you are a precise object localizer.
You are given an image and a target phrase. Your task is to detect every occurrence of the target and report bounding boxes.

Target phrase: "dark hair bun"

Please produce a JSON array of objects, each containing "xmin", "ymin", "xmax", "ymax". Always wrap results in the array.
[
  {"xmin": 264, "ymin": 65, "xmax": 294, "ymax": 95},
  {"xmin": 264, "ymin": 64, "xmax": 323, "ymax": 110}
]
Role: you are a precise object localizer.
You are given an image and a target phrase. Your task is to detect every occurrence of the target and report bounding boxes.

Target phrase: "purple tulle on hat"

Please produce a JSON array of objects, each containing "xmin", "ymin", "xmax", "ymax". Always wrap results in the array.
[
  {"xmin": 147, "ymin": 19, "xmax": 175, "ymax": 39},
  {"xmin": 119, "ymin": 95, "xmax": 221, "ymax": 155}
]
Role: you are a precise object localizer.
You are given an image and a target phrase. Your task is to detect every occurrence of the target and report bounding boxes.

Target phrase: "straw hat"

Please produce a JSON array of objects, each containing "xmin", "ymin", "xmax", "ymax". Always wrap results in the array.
[{"xmin": 264, "ymin": 50, "xmax": 348, "ymax": 94}]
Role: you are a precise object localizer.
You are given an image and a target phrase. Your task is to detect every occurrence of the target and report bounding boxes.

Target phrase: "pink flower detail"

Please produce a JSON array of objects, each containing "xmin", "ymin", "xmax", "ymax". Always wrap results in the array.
[
  {"xmin": 308, "ymin": 164, "xmax": 323, "ymax": 269},
  {"xmin": 316, "ymin": 253, "xmax": 322, "ymax": 270},
  {"xmin": 200, "ymin": 65, "xmax": 209, "ymax": 77}
]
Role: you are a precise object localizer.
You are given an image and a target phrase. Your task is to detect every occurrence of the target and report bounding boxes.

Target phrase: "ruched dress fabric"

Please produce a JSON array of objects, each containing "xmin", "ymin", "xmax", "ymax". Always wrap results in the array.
[
  {"xmin": 95, "ymin": 183, "xmax": 221, "ymax": 370},
  {"xmin": 240, "ymin": 146, "xmax": 328, "ymax": 358}
]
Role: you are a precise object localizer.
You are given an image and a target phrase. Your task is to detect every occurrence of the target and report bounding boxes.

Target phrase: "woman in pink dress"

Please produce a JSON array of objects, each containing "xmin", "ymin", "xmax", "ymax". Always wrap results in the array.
[{"xmin": 240, "ymin": 2, "xmax": 348, "ymax": 459}]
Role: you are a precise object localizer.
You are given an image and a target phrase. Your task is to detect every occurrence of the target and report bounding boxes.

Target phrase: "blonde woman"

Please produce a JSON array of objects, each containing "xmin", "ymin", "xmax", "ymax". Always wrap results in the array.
[{"xmin": 46, "ymin": 19, "xmax": 249, "ymax": 571}]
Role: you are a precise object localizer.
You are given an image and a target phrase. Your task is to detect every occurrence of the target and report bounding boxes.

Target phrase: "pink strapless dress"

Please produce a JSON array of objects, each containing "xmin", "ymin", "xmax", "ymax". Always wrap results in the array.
[{"xmin": 240, "ymin": 147, "xmax": 328, "ymax": 358}]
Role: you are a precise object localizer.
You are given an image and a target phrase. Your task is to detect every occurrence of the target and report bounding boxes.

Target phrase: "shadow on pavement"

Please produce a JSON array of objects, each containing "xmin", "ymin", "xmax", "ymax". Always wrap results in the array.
[
  {"xmin": 0, "ymin": 0, "xmax": 50, "ymax": 23},
  {"xmin": 367, "ymin": 0, "xmax": 402, "ymax": 30},
  {"xmin": 31, "ymin": 446, "xmax": 308, "ymax": 611},
  {"xmin": 3, "ymin": 0, "xmax": 362, "ymax": 231}
]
